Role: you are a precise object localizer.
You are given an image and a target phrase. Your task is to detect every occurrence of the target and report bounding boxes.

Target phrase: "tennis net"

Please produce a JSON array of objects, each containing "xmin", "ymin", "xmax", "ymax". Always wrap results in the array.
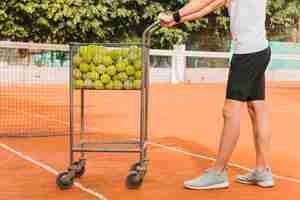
[
  {"xmin": 0, "ymin": 42, "xmax": 71, "ymax": 137},
  {"xmin": 1, "ymin": 41, "xmax": 299, "ymax": 138}
]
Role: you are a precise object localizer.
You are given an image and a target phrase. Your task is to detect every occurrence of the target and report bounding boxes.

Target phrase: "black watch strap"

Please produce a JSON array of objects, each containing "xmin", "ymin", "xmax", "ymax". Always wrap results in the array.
[{"xmin": 173, "ymin": 11, "xmax": 181, "ymax": 23}]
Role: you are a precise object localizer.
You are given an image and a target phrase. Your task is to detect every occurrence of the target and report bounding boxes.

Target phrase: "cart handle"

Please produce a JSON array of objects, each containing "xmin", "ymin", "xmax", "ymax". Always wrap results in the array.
[{"xmin": 142, "ymin": 21, "xmax": 160, "ymax": 47}]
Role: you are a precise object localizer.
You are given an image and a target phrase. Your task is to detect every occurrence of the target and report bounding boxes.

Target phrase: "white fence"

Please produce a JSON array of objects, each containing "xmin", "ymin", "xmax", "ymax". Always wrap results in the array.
[
  {"xmin": 150, "ymin": 44, "xmax": 300, "ymax": 83},
  {"xmin": 1, "ymin": 41, "xmax": 300, "ymax": 84}
]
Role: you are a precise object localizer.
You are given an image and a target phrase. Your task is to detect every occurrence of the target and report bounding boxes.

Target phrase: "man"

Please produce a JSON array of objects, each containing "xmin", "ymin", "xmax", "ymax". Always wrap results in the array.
[{"xmin": 159, "ymin": 0, "xmax": 274, "ymax": 190}]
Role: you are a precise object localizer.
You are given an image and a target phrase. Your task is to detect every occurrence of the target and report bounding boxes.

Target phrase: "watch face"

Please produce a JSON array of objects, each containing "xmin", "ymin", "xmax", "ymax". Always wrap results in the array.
[{"xmin": 173, "ymin": 12, "xmax": 181, "ymax": 23}]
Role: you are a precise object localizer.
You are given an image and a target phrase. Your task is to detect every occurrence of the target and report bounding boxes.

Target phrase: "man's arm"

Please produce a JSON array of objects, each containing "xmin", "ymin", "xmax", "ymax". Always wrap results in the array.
[
  {"xmin": 179, "ymin": 0, "xmax": 226, "ymax": 18},
  {"xmin": 178, "ymin": 0, "xmax": 217, "ymax": 18},
  {"xmin": 159, "ymin": 0, "xmax": 227, "ymax": 27},
  {"xmin": 181, "ymin": 0, "xmax": 226, "ymax": 23}
]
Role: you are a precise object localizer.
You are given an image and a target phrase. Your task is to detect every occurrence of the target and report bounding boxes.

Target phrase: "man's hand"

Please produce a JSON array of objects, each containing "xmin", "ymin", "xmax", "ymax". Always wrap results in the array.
[
  {"xmin": 159, "ymin": 13, "xmax": 177, "ymax": 28},
  {"xmin": 159, "ymin": 0, "xmax": 231, "ymax": 27},
  {"xmin": 225, "ymin": 0, "xmax": 231, "ymax": 8}
]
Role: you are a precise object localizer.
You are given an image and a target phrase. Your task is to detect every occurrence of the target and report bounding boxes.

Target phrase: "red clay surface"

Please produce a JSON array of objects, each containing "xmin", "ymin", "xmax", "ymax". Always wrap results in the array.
[{"xmin": 1, "ymin": 82, "xmax": 300, "ymax": 200}]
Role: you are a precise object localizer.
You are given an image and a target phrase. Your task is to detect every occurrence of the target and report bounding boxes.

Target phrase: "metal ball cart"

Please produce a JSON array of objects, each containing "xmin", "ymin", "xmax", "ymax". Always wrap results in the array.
[{"xmin": 56, "ymin": 22, "xmax": 160, "ymax": 190}]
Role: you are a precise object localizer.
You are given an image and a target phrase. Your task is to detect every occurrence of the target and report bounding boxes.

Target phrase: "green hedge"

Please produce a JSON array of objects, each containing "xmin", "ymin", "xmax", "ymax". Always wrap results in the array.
[{"xmin": 0, "ymin": 0, "xmax": 299, "ymax": 48}]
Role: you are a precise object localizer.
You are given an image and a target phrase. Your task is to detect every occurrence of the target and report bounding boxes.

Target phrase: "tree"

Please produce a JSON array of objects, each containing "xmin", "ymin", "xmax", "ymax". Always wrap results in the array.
[
  {"xmin": 266, "ymin": 0, "xmax": 300, "ymax": 32},
  {"xmin": 0, "ymin": 0, "xmax": 163, "ymax": 43},
  {"xmin": 0, "ymin": 0, "xmax": 299, "ymax": 48},
  {"xmin": 297, "ymin": 17, "xmax": 300, "ymax": 42}
]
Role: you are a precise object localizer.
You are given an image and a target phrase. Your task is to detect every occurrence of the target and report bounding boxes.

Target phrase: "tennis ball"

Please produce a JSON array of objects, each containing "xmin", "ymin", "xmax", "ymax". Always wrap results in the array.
[
  {"xmin": 79, "ymin": 63, "xmax": 90, "ymax": 73},
  {"xmin": 89, "ymin": 63, "xmax": 97, "ymax": 72},
  {"xmin": 129, "ymin": 46, "xmax": 140, "ymax": 53},
  {"xmin": 105, "ymin": 81, "xmax": 113, "ymax": 90},
  {"xmin": 133, "ymin": 60, "xmax": 142, "ymax": 70},
  {"xmin": 109, "ymin": 49, "xmax": 122, "ymax": 61},
  {"xmin": 79, "ymin": 46, "xmax": 93, "ymax": 63},
  {"xmin": 101, "ymin": 55, "xmax": 113, "ymax": 66},
  {"xmin": 95, "ymin": 45, "xmax": 107, "ymax": 56},
  {"xmin": 87, "ymin": 45, "xmax": 101, "ymax": 58},
  {"xmin": 93, "ymin": 55, "xmax": 102, "ymax": 66},
  {"xmin": 122, "ymin": 60, "xmax": 129, "ymax": 66},
  {"xmin": 133, "ymin": 80, "xmax": 142, "ymax": 89},
  {"xmin": 100, "ymin": 74, "xmax": 111, "ymax": 84},
  {"xmin": 128, "ymin": 76, "xmax": 135, "ymax": 81},
  {"xmin": 116, "ymin": 61, "xmax": 127, "ymax": 72},
  {"xmin": 73, "ymin": 68, "xmax": 82, "ymax": 79},
  {"xmin": 134, "ymin": 70, "xmax": 142, "ymax": 80},
  {"xmin": 123, "ymin": 80, "xmax": 133, "ymax": 90},
  {"xmin": 92, "ymin": 46, "xmax": 108, "ymax": 65},
  {"xmin": 84, "ymin": 79, "xmax": 93, "ymax": 89},
  {"xmin": 81, "ymin": 73, "xmax": 87, "ymax": 80},
  {"xmin": 126, "ymin": 65, "xmax": 135, "ymax": 76},
  {"xmin": 86, "ymin": 71, "xmax": 99, "ymax": 81},
  {"xmin": 112, "ymin": 80, "xmax": 123, "ymax": 90},
  {"xmin": 112, "ymin": 74, "xmax": 119, "ymax": 81},
  {"xmin": 107, "ymin": 65, "xmax": 117, "ymax": 76},
  {"xmin": 79, "ymin": 46, "xmax": 88, "ymax": 56},
  {"xmin": 95, "ymin": 65, "xmax": 106, "ymax": 74},
  {"xmin": 118, "ymin": 72, "xmax": 128, "ymax": 82},
  {"xmin": 129, "ymin": 47, "xmax": 141, "ymax": 61},
  {"xmin": 75, "ymin": 79, "xmax": 84, "ymax": 89},
  {"xmin": 120, "ymin": 49, "xmax": 130, "ymax": 58},
  {"xmin": 93, "ymin": 80, "xmax": 104, "ymax": 89},
  {"xmin": 73, "ymin": 54, "xmax": 82, "ymax": 66}
]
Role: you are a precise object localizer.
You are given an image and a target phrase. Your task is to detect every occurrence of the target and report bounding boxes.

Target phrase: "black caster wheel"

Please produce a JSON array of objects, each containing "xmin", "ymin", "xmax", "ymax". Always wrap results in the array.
[
  {"xmin": 129, "ymin": 162, "xmax": 142, "ymax": 171},
  {"xmin": 125, "ymin": 171, "xmax": 143, "ymax": 189},
  {"xmin": 129, "ymin": 162, "xmax": 147, "ymax": 175},
  {"xmin": 56, "ymin": 171, "xmax": 74, "ymax": 190},
  {"xmin": 73, "ymin": 161, "xmax": 86, "ymax": 178}
]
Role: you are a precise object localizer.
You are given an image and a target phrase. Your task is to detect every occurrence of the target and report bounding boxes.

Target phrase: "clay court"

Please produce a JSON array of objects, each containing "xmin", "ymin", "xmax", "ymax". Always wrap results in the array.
[{"xmin": 1, "ymin": 82, "xmax": 300, "ymax": 200}]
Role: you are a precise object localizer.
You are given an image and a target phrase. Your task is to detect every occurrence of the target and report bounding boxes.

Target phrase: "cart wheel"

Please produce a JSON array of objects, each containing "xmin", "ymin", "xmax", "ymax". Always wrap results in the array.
[
  {"xmin": 129, "ymin": 162, "xmax": 147, "ymax": 175},
  {"xmin": 126, "ymin": 171, "xmax": 143, "ymax": 189},
  {"xmin": 56, "ymin": 171, "xmax": 74, "ymax": 190},
  {"xmin": 73, "ymin": 161, "xmax": 86, "ymax": 178},
  {"xmin": 129, "ymin": 162, "xmax": 142, "ymax": 171}
]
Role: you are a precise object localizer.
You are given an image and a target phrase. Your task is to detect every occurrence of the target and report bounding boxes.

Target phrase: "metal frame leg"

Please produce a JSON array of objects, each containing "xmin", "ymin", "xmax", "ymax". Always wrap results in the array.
[
  {"xmin": 80, "ymin": 89, "xmax": 85, "ymax": 159},
  {"xmin": 69, "ymin": 47, "xmax": 75, "ymax": 166},
  {"xmin": 139, "ymin": 21, "xmax": 160, "ymax": 165}
]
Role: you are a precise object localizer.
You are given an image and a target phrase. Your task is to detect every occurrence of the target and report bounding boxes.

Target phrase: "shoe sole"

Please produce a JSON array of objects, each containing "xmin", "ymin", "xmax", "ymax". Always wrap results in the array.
[
  {"xmin": 184, "ymin": 182, "xmax": 229, "ymax": 190},
  {"xmin": 236, "ymin": 179, "xmax": 274, "ymax": 188},
  {"xmin": 257, "ymin": 180, "xmax": 275, "ymax": 188},
  {"xmin": 235, "ymin": 179, "xmax": 256, "ymax": 185}
]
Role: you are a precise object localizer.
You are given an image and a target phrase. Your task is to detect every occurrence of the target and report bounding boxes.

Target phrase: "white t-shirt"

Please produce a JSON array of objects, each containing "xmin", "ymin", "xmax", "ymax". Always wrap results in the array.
[{"xmin": 229, "ymin": 0, "xmax": 269, "ymax": 54}]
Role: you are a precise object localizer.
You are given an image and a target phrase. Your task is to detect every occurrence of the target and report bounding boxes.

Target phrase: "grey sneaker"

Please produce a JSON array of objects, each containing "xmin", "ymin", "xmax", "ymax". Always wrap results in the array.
[
  {"xmin": 184, "ymin": 169, "xmax": 229, "ymax": 190},
  {"xmin": 236, "ymin": 168, "xmax": 275, "ymax": 188}
]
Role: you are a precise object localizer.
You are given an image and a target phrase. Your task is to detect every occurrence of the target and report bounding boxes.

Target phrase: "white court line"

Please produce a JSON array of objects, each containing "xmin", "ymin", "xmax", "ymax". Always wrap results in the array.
[
  {"xmin": 0, "ymin": 143, "xmax": 108, "ymax": 200},
  {"xmin": 3, "ymin": 107, "xmax": 300, "ymax": 185},
  {"xmin": 85, "ymin": 127, "xmax": 300, "ymax": 184},
  {"xmin": 148, "ymin": 142, "xmax": 300, "ymax": 184}
]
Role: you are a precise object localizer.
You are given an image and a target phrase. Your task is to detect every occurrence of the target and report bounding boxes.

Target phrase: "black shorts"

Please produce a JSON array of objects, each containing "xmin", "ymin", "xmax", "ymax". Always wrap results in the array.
[{"xmin": 226, "ymin": 47, "xmax": 271, "ymax": 102}]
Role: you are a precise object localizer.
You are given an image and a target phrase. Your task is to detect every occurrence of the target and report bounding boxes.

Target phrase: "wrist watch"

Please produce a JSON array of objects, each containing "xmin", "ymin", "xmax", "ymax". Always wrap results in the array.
[{"xmin": 173, "ymin": 11, "xmax": 181, "ymax": 23}]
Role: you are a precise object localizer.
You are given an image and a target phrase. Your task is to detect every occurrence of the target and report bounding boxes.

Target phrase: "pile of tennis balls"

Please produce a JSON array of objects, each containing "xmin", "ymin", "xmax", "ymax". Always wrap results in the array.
[{"xmin": 73, "ymin": 45, "xmax": 142, "ymax": 90}]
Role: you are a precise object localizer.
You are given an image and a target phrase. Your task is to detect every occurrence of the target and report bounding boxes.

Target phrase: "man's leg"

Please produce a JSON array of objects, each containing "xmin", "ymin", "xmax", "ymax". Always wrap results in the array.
[
  {"xmin": 212, "ymin": 99, "xmax": 271, "ymax": 171},
  {"xmin": 235, "ymin": 100, "xmax": 274, "ymax": 187},
  {"xmin": 213, "ymin": 99, "xmax": 243, "ymax": 171},
  {"xmin": 247, "ymin": 101, "xmax": 271, "ymax": 169},
  {"xmin": 184, "ymin": 51, "xmax": 250, "ymax": 190},
  {"xmin": 183, "ymin": 99, "xmax": 243, "ymax": 190}
]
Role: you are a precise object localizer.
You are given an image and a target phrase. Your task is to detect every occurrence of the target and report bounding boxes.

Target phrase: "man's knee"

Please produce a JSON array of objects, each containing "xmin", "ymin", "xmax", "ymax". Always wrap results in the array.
[
  {"xmin": 222, "ymin": 100, "xmax": 241, "ymax": 119},
  {"xmin": 247, "ymin": 101, "xmax": 267, "ymax": 115}
]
